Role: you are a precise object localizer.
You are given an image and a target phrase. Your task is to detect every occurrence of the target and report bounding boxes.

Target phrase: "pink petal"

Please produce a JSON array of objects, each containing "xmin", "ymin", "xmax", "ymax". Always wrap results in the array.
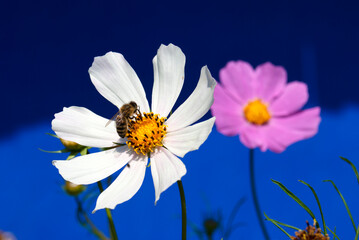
[
  {"xmin": 211, "ymin": 83, "xmax": 243, "ymax": 136},
  {"xmin": 254, "ymin": 62, "xmax": 287, "ymax": 102},
  {"xmin": 270, "ymin": 81, "xmax": 309, "ymax": 117},
  {"xmin": 237, "ymin": 107, "xmax": 320, "ymax": 153},
  {"xmin": 239, "ymin": 122, "xmax": 266, "ymax": 150},
  {"xmin": 219, "ymin": 60, "xmax": 255, "ymax": 104},
  {"xmin": 262, "ymin": 107, "xmax": 321, "ymax": 153}
]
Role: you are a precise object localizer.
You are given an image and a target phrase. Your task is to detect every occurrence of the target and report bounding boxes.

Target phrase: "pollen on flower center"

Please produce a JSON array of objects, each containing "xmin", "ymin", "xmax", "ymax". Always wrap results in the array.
[
  {"xmin": 126, "ymin": 112, "xmax": 167, "ymax": 155},
  {"xmin": 243, "ymin": 99, "xmax": 271, "ymax": 125}
]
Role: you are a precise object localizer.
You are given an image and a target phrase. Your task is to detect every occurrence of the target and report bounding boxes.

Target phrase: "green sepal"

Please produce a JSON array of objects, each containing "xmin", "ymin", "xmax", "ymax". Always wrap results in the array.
[
  {"xmin": 45, "ymin": 132, "xmax": 60, "ymax": 138},
  {"xmin": 39, "ymin": 148, "xmax": 71, "ymax": 154},
  {"xmin": 80, "ymin": 147, "xmax": 89, "ymax": 156},
  {"xmin": 67, "ymin": 151, "xmax": 79, "ymax": 160}
]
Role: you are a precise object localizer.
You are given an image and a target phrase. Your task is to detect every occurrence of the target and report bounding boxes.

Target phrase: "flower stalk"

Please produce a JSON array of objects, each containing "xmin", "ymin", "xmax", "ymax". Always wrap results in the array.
[
  {"xmin": 249, "ymin": 149, "xmax": 270, "ymax": 240},
  {"xmin": 177, "ymin": 180, "xmax": 187, "ymax": 240},
  {"xmin": 75, "ymin": 197, "xmax": 109, "ymax": 240},
  {"xmin": 97, "ymin": 181, "xmax": 118, "ymax": 240}
]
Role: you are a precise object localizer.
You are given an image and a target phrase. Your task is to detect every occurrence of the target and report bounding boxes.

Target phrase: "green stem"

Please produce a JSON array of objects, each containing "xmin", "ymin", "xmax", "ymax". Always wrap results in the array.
[
  {"xmin": 97, "ymin": 181, "xmax": 118, "ymax": 240},
  {"xmin": 249, "ymin": 149, "xmax": 270, "ymax": 240},
  {"xmin": 177, "ymin": 180, "xmax": 187, "ymax": 240},
  {"xmin": 75, "ymin": 197, "xmax": 109, "ymax": 240}
]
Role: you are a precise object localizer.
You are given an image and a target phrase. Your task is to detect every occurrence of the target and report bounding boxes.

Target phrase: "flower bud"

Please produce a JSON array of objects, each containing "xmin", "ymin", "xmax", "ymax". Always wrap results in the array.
[
  {"xmin": 290, "ymin": 221, "xmax": 329, "ymax": 240},
  {"xmin": 63, "ymin": 181, "xmax": 86, "ymax": 196},
  {"xmin": 60, "ymin": 139, "xmax": 84, "ymax": 151},
  {"xmin": 203, "ymin": 218, "xmax": 219, "ymax": 237}
]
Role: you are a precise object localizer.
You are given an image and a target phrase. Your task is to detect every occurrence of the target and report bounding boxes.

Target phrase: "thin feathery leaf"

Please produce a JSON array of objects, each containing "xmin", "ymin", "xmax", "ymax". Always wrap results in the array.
[
  {"xmin": 225, "ymin": 197, "xmax": 246, "ymax": 236},
  {"xmin": 272, "ymin": 179, "xmax": 316, "ymax": 221},
  {"xmin": 327, "ymin": 226, "xmax": 340, "ymax": 240},
  {"xmin": 355, "ymin": 224, "xmax": 359, "ymax": 240},
  {"xmin": 188, "ymin": 221, "xmax": 204, "ymax": 240},
  {"xmin": 264, "ymin": 213, "xmax": 300, "ymax": 231},
  {"xmin": 298, "ymin": 180, "xmax": 325, "ymax": 232},
  {"xmin": 340, "ymin": 157, "xmax": 359, "ymax": 184},
  {"xmin": 264, "ymin": 213, "xmax": 292, "ymax": 239},
  {"xmin": 224, "ymin": 222, "xmax": 246, "ymax": 238},
  {"xmin": 323, "ymin": 180, "xmax": 357, "ymax": 233}
]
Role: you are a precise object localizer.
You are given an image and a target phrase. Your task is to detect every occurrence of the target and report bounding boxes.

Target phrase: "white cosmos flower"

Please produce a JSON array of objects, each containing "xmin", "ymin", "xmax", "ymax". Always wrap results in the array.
[{"xmin": 52, "ymin": 44, "xmax": 216, "ymax": 212}]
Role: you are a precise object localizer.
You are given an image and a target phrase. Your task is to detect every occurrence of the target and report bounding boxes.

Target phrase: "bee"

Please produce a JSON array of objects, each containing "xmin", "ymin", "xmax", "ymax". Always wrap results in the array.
[{"xmin": 105, "ymin": 101, "xmax": 141, "ymax": 138}]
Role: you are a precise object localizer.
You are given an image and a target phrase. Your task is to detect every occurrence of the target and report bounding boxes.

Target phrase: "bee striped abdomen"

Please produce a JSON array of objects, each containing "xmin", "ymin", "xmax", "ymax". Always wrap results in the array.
[{"xmin": 116, "ymin": 116, "xmax": 128, "ymax": 138}]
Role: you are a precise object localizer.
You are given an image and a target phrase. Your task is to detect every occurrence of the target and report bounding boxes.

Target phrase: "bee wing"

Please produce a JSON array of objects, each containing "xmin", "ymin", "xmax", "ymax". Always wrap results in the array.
[{"xmin": 105, "ymin": 110, "xmax": 121, "ymax": 127}]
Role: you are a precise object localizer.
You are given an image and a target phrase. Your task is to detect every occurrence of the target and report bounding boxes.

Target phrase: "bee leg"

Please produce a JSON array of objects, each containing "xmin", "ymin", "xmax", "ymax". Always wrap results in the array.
[{"xmin": 135, "ymin": 108, "xmax": 142, "ymax": 116}]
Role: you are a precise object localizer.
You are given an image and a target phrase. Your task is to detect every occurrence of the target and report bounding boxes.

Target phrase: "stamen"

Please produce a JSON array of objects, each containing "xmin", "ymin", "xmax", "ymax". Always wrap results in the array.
[
  {"xmin": 126, "ymin": 112, "xmax": 167, "ymax": 155},
  {"xmin": 243, "ymin": 99, "xmax": 271, "ymax": 125}
]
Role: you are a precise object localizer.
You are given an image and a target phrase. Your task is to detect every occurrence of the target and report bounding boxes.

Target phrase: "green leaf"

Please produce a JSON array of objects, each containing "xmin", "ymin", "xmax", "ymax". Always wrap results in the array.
[
  {"xmin": 327, "ymin": 226, "xmax": 341, "ymax": 240},
  {"xmin": 340, "ymin": 157, "xmax": 359, "ymax": 184},
  {"xmin": 263, "ymin": 212, "xmax": 292, "ymax": 239},
  {"xmin": 224, "ymin": 197, "xmax": 246, "ymax": 239},
  {"xmin": 272, "ymin": 179, "xmax": 316, "ymax": 221},
  {"xmin": 188, "ymin": 221, "xmax": 204, "ymax": 240},
  {"xmin": 39, "ymin": 148, "xmax": 70, "ymax": 154},
  {"xmin": 264, "ymin": 213, "xmax": 300, "ymax": 231},
  {"xmin": 323, "ymin": 180, "xmax": 357, "ymax": 233},
  {"xmin": 355, "ymin": 224, "xmax": 359, "ymax": 240},
  {"xmin": 298, "ymin": 180, "xmax": 325, "ymax": 232}
]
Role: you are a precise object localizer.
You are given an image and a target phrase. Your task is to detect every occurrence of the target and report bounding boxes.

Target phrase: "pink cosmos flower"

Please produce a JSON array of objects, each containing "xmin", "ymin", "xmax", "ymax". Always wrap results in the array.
[{"xmin": 211, "ymin": 61, "xmax": 321, "ymax": 153}]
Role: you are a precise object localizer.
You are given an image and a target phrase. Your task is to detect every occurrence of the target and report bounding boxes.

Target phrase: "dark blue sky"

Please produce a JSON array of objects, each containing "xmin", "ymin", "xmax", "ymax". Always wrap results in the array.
[
  {"xmin": 1, "ymin": 0, "xmax": 359, "ymax": 136},
  {"xmin": 1, "ymin": 0, "xmax": 359, "ymax": 239}
]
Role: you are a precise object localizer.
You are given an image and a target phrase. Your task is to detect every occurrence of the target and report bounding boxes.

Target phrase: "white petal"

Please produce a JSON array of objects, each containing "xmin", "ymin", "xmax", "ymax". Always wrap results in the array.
[
  {"xmin": 52, "ymin": 106, "xmax": 123, "ymax": 148},
  {"xmin": 89, "ymin": 52, "xmax": 150, "ymax": 112},
  {"xmin": 151, "ymin": 44, "xmax": 186, "ymax": 117},
  {"xmin": 166, "ymin": 66, "xmax": 216, "ymax": 132},
  {"xmin": 94, "ymin": 155, "xmax": 148, "ymax": 211},
  {"xmin": 163, "ymin": 117, "xmax": 215, "ymax": 158},
  {"xmin": 53, "ymin": 146, "xmax": 133, "ymax": 185},
  {"xmin": 150, "ymin": 147, "xmax": 187, "ymax": 204}
]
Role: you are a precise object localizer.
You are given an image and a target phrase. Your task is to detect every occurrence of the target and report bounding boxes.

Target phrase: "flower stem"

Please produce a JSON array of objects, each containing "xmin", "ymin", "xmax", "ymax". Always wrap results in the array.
[
  {"xmin": 177, "ymin": 180, "xmax": 187, "ymax": 240},
  {"xmin": 75, "ymin": 196, "xmax": 109, "ymax": 240},
  {"xmin": 249, "ymin": 149, "xmax": 270, "ymax": 240},
  {"xmin": 97, "ymin": 181, "xmax": 118, "ymax": 240}
]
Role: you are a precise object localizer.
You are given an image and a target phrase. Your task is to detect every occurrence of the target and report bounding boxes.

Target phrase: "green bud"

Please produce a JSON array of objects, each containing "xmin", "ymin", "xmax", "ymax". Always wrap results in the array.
[
  {"xmin": 60, "ymin": 139, "xmax": 84, "ymax": 151},
  {"xmin": 203, "ymin": 218, "xmax": 219, "ymax": 237},
  {"xmin": 63, "ymin": 181, "xmax": 86, "ymax": 196}
]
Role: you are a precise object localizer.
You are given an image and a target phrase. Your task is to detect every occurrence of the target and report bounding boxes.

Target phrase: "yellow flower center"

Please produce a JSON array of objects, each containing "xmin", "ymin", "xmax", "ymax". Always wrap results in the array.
[
  {"xmin": 126, "ymin": 112, "xmax": 167, "ymax": 155},
  {"xmin": 243, "ymin": 99, "xmax": 271, "ymax": 125}
]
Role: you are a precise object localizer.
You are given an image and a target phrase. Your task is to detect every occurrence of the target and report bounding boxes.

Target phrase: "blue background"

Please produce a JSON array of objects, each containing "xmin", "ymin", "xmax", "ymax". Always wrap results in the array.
[{"xmin": 1, "ymin": 0, "xmax": 359, "ymax": 239}]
